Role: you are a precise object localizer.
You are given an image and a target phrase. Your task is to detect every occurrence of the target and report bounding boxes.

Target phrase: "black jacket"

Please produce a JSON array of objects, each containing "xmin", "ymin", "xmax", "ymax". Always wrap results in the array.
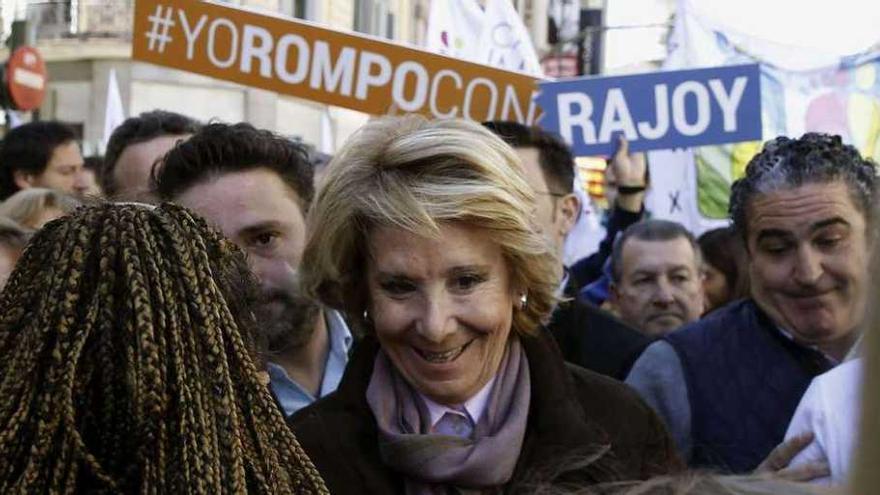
[
  {"xmin": 289, "ymin": 331, "xmax": 682, "ymax": 494},
  {"xmin": 549, "ymin": 274, "xmax": 653, "ymax": 380},
  {"xmin": 569, "ymin": 205, "xmax": 644, "ymax": 288}
]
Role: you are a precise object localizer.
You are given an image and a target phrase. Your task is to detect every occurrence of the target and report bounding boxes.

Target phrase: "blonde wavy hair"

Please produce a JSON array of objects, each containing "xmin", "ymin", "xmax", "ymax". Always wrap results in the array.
[{"xmin": 301, "ymin": 116, "xmax": 561, "ymax": 336}]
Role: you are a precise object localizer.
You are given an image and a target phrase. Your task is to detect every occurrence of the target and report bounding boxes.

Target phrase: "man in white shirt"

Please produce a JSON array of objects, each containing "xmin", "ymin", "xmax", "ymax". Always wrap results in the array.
[{"xmin": 784, "ymin": 358, "xmax": 863, "ymax": 484}]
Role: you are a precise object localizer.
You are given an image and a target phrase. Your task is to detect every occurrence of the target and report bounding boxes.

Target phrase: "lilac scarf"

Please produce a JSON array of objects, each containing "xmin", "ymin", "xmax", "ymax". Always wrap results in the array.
[{"xmin": 365, "ymin": 337, "xmax": 531, "ymax": 495}]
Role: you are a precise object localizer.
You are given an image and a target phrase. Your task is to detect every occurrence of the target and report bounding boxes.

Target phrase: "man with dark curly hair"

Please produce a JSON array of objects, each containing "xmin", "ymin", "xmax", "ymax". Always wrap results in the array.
[{"xmin": 626, "ymin": 133, "xmax": 876, "ymax": 474}]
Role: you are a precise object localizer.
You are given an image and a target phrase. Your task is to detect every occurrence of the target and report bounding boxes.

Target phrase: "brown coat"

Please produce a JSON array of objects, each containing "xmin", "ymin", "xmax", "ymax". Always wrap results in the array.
[{"xmin": 288, "ymin": 330, "xmax": 683, "ymax": 494}]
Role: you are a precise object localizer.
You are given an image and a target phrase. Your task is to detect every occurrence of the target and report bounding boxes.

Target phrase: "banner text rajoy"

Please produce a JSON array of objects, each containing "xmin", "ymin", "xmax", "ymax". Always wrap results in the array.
[{"xmin": 537, "ymin": 64, "xmax": 762, "ymax": 156}]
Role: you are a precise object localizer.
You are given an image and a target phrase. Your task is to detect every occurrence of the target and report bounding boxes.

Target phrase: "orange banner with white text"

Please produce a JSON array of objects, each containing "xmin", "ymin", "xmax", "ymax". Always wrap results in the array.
[{"xmin": 132, "ymin": 0, "xmax": 542, "ymax": 124}]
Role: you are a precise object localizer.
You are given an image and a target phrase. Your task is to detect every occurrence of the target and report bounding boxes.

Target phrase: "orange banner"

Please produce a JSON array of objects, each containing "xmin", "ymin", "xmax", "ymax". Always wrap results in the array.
[{"xmin": 132, "ymin": 0, "xmax": 542, "ymax": 124}]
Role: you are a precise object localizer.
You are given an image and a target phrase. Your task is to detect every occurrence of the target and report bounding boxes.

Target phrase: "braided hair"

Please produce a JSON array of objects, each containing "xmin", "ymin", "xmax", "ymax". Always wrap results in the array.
[{"xmin": 0, "ymin": 203, "xmax": 328, "ymax": 494}]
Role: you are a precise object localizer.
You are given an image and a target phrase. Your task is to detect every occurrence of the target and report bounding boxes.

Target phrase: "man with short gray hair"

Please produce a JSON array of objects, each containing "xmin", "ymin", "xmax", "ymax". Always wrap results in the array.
[
  {"xmin": 609, "ymin": 219, "xmax": 705, "ymax": 336},
  {"xmin": 626, "ymin": 133, "xmax": 876, "ymax": 473}
]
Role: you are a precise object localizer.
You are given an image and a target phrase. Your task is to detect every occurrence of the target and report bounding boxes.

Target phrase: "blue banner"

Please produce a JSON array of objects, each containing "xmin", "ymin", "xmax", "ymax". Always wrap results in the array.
[{"xmin": 537, "ymin": 64, "xmax": 762, "ymax": 156}]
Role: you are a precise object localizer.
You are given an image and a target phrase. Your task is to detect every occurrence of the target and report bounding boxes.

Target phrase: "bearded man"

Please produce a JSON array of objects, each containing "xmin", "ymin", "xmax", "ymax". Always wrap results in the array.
[{"xmin": 154, "ymin": 122, "xmax": 353, "ymax": 416}]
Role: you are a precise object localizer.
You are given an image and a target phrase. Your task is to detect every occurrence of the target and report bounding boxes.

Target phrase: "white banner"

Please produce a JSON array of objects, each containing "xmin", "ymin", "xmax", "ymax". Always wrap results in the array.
[
  {"xmin": 477, "ymin": 0, "xmax": 543, "ymax": 75},
  {"xmin": 549, "ymin": 0, "xmax": 581, "ymax": 51},
  {"xmin": 102, "ymin": 69, "xmax": 126, "ymax": 150},
  {"xmin": 425, "ymin": 0, "xmax": 543, "ymax": 76},
  {"xmin": 425, "ymin": 0, "xmax": 485, "ymax": 62}
]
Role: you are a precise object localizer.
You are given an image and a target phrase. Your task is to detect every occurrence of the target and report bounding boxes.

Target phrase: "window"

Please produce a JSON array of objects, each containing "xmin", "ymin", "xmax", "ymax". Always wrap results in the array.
[
  {"xmin": 279, "ymin": 0, "xmax": 309, "ymax": 19},
  {"xmin": 26, "ymin": 0, "xmax": 73, "ymax": 39},
  {"xmin": 354, "ymin": 0, "xmax": 394, "ymax": 39}
]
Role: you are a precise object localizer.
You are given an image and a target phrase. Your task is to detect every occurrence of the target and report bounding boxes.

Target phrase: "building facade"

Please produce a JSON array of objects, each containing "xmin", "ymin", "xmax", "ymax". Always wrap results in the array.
[
  {"xmin": 0, "ymin": 0, "xmax": 590, "ymax": 154},
  {"xmin": 0, "ymin": 0, "xmax": 422, "ymax": 154}
]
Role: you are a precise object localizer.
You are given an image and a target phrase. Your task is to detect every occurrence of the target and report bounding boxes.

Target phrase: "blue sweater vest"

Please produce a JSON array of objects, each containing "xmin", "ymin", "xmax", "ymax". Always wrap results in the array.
[{"xmin": 665, "ymin": 300, "xmax": 834, "ymax": 472}]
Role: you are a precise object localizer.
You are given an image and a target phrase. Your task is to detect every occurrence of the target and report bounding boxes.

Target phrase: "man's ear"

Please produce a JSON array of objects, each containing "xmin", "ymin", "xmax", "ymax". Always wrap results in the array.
[
  {"xmin": 557, "ymin": 193, "xmax": 580, "ymax": 238},
  {"xmin": 12, "ymin": 170, "xmax": 36, "ymax": 191},
  {"xmin": 608, "ymin": 282, "xmax": 621, "ymax": 308}
]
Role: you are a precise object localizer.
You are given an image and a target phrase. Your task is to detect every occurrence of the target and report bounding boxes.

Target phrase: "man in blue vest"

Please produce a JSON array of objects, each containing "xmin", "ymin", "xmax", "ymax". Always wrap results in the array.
[{"xmin": 626, "ymin": 133, "xmax": 875, "ymax": 473}]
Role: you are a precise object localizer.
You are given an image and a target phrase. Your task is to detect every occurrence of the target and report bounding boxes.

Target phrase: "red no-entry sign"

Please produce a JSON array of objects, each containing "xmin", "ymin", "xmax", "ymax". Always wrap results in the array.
[{"xmin": 5, "ymin": 46, "xmax": 47, "ymax": 111}]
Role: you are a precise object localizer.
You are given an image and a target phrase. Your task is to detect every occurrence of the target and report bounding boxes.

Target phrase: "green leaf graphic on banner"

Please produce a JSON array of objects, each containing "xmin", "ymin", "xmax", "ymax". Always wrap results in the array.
[{"xmin": 696, "ymin": 153, "xmax": 731, "ymax": 220}]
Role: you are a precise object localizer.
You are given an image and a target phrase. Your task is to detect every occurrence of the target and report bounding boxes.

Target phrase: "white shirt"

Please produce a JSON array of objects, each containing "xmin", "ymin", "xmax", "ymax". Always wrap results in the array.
[
  {"xmin": 420, "ymin": 375, "xmax": 496, "ymax": 431},
  {"xmin": 268, "ymin": 309, "xmax": 354, "ymax": 417},
  {"xmin": 785, "ymin": 358, "xmax": 863, "ymax": 485}
]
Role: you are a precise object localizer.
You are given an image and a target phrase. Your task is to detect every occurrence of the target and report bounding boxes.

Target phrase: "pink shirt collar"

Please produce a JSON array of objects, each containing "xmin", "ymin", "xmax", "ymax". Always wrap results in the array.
[{"xmin": 419, "ymin": 375, "xmax": 497, "ymax": 429}]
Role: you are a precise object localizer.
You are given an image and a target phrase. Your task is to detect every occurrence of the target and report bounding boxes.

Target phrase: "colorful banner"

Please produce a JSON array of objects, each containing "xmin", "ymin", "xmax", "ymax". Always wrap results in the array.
[
  {"xmin": 537, "ymin": 64, "xmax": 763, "ymax": 156},
  {"xmin": 644, "ymin": 0, "xmax": 880, "ymax": 235},
  {"xmin": 132, "ymin": 0, "xmax": 541, "ymax": 124}
]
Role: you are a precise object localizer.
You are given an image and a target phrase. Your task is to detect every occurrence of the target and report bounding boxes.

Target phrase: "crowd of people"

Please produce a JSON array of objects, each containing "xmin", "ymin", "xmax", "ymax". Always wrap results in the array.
[{"xmin": 0, "ymin": 109, "xmax": 876, "ymax": 494}]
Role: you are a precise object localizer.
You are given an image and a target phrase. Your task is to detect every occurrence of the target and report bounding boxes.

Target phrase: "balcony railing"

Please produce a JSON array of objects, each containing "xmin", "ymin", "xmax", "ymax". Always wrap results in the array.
[{"xmin": 24, "ymin": 0, "xmax": 133, "ymax": 41}]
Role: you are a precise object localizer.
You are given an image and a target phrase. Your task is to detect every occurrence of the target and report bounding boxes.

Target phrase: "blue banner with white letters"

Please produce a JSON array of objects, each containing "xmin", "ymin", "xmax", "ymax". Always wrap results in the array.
[{"xmin": 536, "ymin": 64, "xmax": 762, "ymax": 156}]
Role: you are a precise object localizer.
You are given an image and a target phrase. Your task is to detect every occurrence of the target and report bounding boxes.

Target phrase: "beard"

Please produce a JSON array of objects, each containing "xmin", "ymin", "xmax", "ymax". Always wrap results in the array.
[{"xmin": 258, "ymin": 287, "xmax": 321, "ymax": 355}]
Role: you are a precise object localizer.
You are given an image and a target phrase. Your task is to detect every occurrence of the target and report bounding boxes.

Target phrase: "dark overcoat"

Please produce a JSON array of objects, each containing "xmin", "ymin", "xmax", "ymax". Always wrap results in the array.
[{"xmin": 289, "ymin": 330, "xmax": 683, "ymax": 494}]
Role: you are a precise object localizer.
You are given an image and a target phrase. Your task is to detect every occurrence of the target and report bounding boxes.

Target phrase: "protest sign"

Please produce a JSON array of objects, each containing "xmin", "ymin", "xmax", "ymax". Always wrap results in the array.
[
  {"xmin": 132, "ymin": 0, "xmax": 541, "ymax": 124},
  {"xmin": 537, "ymin": 64, "xmax": 762, "ymax": 156}
]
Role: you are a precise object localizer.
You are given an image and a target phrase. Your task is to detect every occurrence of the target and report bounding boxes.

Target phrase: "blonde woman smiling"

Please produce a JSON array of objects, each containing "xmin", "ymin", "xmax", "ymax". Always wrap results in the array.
[{"xmin": 290, "ymin": 116, "xmax": 682, "ymax": 494}]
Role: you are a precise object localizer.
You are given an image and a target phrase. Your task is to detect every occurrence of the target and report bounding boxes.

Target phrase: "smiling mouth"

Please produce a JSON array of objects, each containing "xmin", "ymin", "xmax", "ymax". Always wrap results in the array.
[{"xmin": 414, "ymin": 340, "xmax": 474, "ymax": 364}]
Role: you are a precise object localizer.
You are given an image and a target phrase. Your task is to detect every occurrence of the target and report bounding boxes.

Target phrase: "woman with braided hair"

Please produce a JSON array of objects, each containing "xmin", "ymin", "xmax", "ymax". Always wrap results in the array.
[{"xmin": 0, "ymin": 202, "xmax": 328, "ymax": 494}]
